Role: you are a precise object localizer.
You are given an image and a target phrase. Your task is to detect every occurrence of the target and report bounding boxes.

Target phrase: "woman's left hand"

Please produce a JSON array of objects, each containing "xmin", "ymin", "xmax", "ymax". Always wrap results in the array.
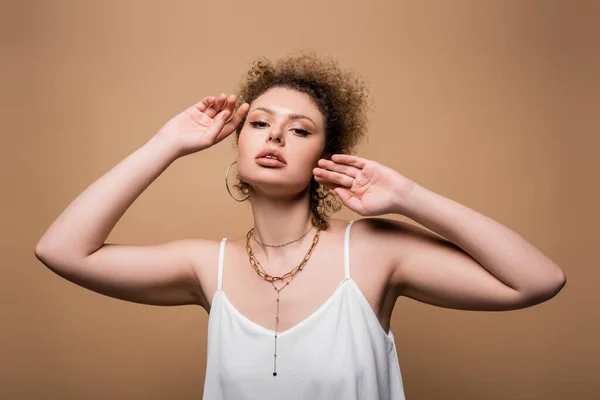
[{"xmin": 313, "ymin": 155, "xmax": 415, "ymax": 216}]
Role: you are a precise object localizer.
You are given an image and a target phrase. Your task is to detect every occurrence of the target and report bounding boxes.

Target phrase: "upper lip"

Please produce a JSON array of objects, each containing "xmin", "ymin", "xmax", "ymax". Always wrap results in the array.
[{"xmin": 256, "ymin": 149, "xmax": 287, "ymax": 164}]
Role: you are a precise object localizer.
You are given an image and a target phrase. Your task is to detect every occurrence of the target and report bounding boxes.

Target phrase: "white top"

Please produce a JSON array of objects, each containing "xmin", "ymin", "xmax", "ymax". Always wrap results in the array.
[{"xmin": 203, "ymin": 221, "xmax": 406, "ymax": 399}]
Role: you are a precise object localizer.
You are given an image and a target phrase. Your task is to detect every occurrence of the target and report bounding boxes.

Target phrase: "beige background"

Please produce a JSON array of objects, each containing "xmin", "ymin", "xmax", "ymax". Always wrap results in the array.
[{"xmin": 2, "ymin": 0, "xmax": 598, "ymax": 399}]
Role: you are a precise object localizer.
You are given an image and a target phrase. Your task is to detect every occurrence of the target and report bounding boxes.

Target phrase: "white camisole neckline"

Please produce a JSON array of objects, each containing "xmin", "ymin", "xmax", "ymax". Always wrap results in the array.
[{"xmin": 202, "ymin": 220, "xmax": 406, "ymax": 399}]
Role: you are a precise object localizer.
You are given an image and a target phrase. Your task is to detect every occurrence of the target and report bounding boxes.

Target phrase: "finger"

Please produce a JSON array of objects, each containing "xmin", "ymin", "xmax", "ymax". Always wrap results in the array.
[
  {"xmin": 222, "ymin": 94, "xmax": 237, "ymax": 115},
  {"xmin": 191, "ymin": 96, "xmax": 216, "ymax": 113},
  {"xmin": 314, "ymin": 176, "xmax": 357, "ymax": 208},
  {"xmin": 205, "ymin": 109, "xmax": 231, "ymax": 143},
  {"xmin": 314, "ymin": 174, "xmax": 344, "ymax": 191},
  {"xmin": 220, "ymin": 103, "xmax": 250, "ymax": 138},
  {"xmin": 317, "ymin": 158, "xmax": 359, "ymax": 178},
  {"xmin": 331, "ymin": 154, "xmax": 367, "ymax": 169},
  {"xmin": 313, "ymin": 167, "xmax": 353, "ymax": 188},
  {"xmin": 185, "ymin": 96, "xmax": 215, "ymax": 123},
  {"xmin": 215, "ymin": 93, "xmax": 229, "ymax": 111},
  {"xmin": 332, "ymin": 187, "xmax": 358, "ymax": 209},
  {"xmin": 204, "ymin": 93, "xmax": 227, "ymax": 118}
]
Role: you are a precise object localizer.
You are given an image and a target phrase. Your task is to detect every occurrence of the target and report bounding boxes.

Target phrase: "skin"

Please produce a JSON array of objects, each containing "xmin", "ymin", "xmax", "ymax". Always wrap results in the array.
[{"xmin": 35, "ymin": 87, "xmax": 567, "ymax": 338}]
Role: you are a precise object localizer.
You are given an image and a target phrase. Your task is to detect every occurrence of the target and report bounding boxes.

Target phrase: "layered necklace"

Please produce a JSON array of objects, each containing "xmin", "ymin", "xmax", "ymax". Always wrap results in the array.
[{"xmin": 245, "ymin": 225, "xmax": 322, "ymax": 376}]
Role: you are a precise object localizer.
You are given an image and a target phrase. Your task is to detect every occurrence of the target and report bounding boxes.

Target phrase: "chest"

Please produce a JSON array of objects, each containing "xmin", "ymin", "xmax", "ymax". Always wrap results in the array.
[{"xmin": 206, "ymin": 236, "xmax": 395, "ymax": 334}]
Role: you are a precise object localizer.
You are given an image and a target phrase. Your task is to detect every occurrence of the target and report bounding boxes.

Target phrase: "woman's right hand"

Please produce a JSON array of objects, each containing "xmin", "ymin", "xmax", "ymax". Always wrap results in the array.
[{"xmin": 155, "ymin": 94, "xmax": 250, "ymax": 157}]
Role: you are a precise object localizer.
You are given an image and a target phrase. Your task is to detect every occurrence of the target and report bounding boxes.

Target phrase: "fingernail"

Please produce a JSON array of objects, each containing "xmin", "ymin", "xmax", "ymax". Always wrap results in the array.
[{"xmin": 222, "ymin": 110, "xmax": 231, "ymax": 119}]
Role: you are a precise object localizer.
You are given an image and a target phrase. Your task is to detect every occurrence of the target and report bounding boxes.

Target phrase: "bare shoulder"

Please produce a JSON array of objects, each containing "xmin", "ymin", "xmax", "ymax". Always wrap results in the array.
[
  {"xmin": 351, "ymin": 216, "xmax": 437, "ymax": 238},
  {"xmin": 347, "ymin": 216, "xmax": 442, "ymax": 254},
  {"xmin": 345, "ymin": 217, "xmax": 450, "ymax": 286},
  {"xmin": 326, "ymin": 217, "xmax": 416, "ymax": 275}
]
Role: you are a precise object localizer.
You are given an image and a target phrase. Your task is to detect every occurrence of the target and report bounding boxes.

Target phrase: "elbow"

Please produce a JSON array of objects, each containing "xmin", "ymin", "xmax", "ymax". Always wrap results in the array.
[
  {"xmin": 34, "ymin": 239, "xmax": 68, "ymax": 267},
  {"xmin": 34, "ymin": 240, "xmax": 55, "ymax": 266},
  {"xmin": 544, "ymin": 276, "xmax": 566, "ymax": 301},
  {"xmin": 548, "ymin": 265, "xmax": 567, "ymax": 297},
  {"xmin": 34, "ymin": 231, "xmax": 55, "ymax": 260},
  {"xmin": 34, "ymin": 242, "xmax": 73, "ymax": 277},
  {"xmin": 34, "ymin": 240, "xmax": 48, "ymax": 260},
  {"xmin": 552, "ymin": 271, "xmax": 567, "ymax": 297},
  {"xmin": 34, "ymin": 239, "xmax": 96, "ymax": 272},
  {"xmin": 523, "ymin": 269, "xmax": 567, "ymax": 305}
]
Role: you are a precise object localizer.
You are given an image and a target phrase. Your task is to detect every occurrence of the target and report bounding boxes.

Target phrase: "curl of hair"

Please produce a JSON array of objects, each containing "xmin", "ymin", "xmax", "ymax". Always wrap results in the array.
[{"xmin": 232, "ymin": 52, "xmax": 372, "ymax": 230}]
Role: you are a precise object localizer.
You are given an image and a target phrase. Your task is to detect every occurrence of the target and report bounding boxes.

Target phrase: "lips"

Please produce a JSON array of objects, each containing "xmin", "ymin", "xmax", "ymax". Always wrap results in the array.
[{"xmin": 255, "ymin": 149, "xmax": 287, "ymax": 164}]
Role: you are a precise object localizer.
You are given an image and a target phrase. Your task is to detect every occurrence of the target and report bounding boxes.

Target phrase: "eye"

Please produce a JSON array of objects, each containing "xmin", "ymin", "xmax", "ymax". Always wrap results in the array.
[
  {"xmin": 249, "ymin": 120, "xmax": 269, "ymax": 128},
  {"xmin": 292, "ymin": 128, "xmax": 311, "ymax": 137}
]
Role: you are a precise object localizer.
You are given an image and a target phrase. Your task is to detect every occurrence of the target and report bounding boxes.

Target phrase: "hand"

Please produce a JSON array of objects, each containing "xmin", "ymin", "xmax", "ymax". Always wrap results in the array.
[
  {"xmin": 155, "ymin": 93, "xmax": 249, "ymax": 157},
  {"xmin": 313, "ymin": 155, "xmax": 415, "ymax": 216}
]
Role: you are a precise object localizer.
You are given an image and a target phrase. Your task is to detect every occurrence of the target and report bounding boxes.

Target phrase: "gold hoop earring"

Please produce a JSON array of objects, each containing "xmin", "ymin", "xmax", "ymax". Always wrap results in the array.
[{"xmin": 225, "ymin": 161, "xmax": 249, "ymax": 202}]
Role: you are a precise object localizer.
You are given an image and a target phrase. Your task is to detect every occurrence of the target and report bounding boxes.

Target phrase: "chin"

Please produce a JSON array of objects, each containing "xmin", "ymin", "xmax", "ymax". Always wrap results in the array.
[{"xmin": 239, "ymin": 168, "xmax": 310, "ymax": 198}]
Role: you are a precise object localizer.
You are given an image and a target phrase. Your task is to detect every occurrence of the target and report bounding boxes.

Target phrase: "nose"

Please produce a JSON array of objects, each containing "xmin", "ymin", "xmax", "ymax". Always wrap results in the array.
[{"xmin": 267, "ymin": 126, "xmax": 285, "ymax": 145}]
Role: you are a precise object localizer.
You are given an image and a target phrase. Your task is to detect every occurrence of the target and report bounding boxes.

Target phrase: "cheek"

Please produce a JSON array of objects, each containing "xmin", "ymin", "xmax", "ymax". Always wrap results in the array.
[
  {"xmin": 236, "ymin": 131, "xmax": 256, "ymax": 177},
  {"xmin": 302, "ymin": 139, "xmax": 326, "ymax": 163},
  {"xmin": 289, "ymin": 142, "xmax": 325, "ymax": 178},
  {"xmin": 237, "ymin": 129, "xmax": 253, "ymax": 157}
]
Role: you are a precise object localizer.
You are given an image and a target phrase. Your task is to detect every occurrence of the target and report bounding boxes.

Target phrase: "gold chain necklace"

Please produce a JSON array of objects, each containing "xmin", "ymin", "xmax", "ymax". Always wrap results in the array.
[
  {"xmin": 252, "ymin": 225, "xmax": 313, "ymax": 248},
  {"xmin": 245, "ymin": 227, "xmax": 321, "ymax": 376}
]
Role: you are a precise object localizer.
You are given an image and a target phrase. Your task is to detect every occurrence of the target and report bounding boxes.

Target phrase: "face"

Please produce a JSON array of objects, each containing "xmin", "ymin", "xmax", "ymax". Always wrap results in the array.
[{"xmin": 237, "ymin": 86, "xmax": 326, "ymax": 198}]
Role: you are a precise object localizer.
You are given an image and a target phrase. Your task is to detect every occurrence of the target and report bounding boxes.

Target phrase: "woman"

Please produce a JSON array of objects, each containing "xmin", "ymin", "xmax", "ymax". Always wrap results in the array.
[{"xmin": 35, "ymin": 54, "xmax": 566, "ymax": 399}]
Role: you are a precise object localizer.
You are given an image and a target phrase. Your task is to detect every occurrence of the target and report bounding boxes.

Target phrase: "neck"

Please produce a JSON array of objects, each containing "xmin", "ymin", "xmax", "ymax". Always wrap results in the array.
[{"xmin": 248, "ymin": 188, "xmax": 315, "ymax": 250}]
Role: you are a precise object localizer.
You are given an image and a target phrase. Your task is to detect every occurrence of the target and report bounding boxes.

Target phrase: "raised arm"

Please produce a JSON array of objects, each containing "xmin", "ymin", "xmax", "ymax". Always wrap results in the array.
[
  {"xmin": 314, "ymin": 154, "xmax": 566, "ymax": 311},
  {"xmin": 35, "ymin": 94, "xmax": 249, "ymax": 309}
]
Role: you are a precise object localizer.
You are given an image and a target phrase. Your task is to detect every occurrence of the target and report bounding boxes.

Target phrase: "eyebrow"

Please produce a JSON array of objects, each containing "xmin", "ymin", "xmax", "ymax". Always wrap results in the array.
[{"xmin": 251, "ymin": 107, "xmax": 317, "ymax": 126}]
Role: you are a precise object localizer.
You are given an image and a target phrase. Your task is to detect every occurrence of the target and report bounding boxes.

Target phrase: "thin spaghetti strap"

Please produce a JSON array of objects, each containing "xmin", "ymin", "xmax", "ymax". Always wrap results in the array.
[
  {"xmin": 217, "ymin": 238, "xmax": 227, "ymax": 291},
  {"xmin": 344, "ymin": 221, "xmax": 354, "ymax": 279}
]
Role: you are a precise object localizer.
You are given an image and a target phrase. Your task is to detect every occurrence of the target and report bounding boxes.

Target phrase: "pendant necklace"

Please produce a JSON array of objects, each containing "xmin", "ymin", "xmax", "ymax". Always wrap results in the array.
[{"xmin": 245, "ymin": 227, "xmax": 321, "ymax": 376}]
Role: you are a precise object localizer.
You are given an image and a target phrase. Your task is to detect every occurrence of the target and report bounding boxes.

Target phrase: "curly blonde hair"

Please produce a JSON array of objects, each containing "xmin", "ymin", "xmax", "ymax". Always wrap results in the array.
[{"xmin": 233, "ymin": 52, "xmax": 371, "ymax": 229}]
